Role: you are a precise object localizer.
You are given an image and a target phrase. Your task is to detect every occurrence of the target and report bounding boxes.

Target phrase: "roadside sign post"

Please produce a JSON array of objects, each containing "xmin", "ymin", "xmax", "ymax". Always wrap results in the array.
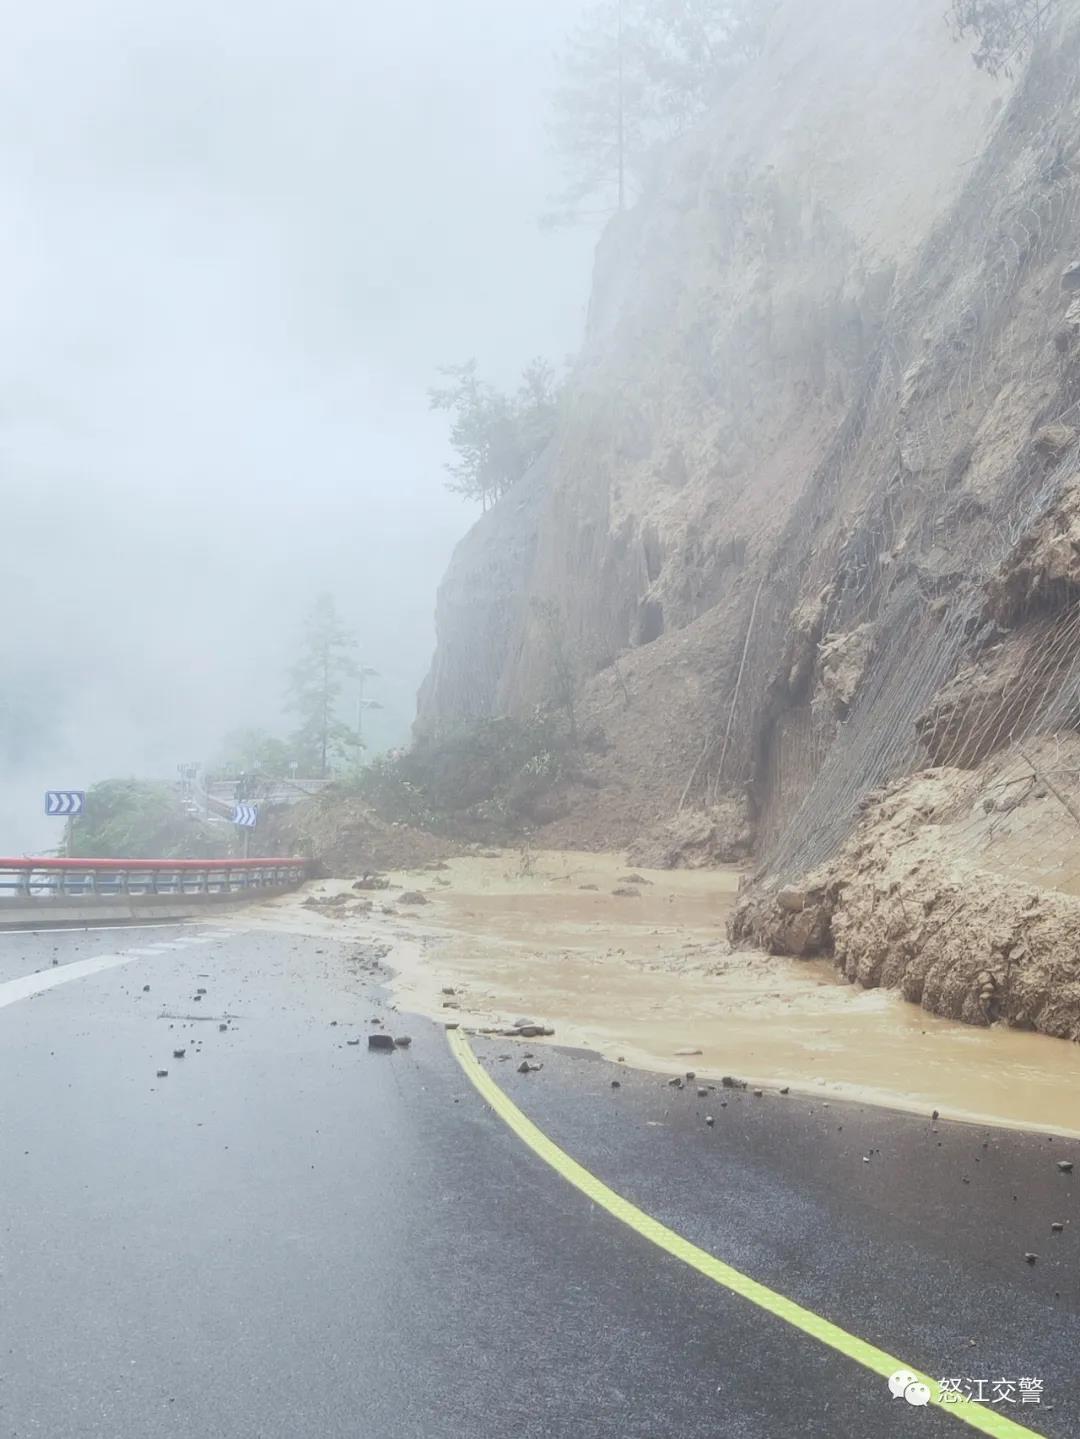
[
  {"xmin": 45, "ymin": 791, "xmax": 85, "ymax": 859},
  {"xmin": 232, "ymin": 803, "xmax": 258, "ymax": 861}
]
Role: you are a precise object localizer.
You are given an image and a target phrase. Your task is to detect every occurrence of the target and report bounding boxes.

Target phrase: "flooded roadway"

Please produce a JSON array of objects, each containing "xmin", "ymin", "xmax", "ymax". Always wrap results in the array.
[{"xmin": 246, "ymin": 849, "xmax": 1080, "ymax": 1137}]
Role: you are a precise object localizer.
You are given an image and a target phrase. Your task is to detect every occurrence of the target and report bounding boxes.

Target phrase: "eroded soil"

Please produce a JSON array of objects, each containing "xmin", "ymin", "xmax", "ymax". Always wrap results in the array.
[{"xmin": 238, "ymin": 849, "xmax": 1080, "ymax": 1137}]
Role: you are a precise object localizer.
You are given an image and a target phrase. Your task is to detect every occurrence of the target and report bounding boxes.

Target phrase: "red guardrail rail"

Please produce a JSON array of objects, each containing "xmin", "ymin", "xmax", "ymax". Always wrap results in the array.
[
  {"xmin": 0, "ymin": 858, "xmax": 306, "ymax": 869},
  {"xmin": 0, "ymin": 857, "xmax": 309, "ymax": 899}
]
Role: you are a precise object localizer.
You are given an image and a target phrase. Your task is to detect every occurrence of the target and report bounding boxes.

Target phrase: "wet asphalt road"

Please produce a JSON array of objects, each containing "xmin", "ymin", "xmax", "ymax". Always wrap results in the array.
[{"xmin": 1, "ymin": 921, "xmax": 1077, "ymax": 1439}]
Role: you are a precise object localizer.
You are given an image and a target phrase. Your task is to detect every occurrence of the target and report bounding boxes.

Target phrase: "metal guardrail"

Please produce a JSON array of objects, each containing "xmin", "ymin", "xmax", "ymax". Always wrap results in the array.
[
  {"xmin": 0, "ymin": 857, "xmax": 308, "ymax": 900},
  {"xmin": 183, "ymin": 778, "xmax": 332, "ymax": 825}
]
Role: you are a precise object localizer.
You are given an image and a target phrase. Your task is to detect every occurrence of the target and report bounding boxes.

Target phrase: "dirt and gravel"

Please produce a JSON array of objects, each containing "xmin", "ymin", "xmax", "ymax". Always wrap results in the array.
[
  {"xmin": 263, "ymin": 790, "xmax": 458, "ymax": 874},
  {"xmin": 238, "ymin": 848, "xmax": 1080, "ymax": 1134},
  {"xmin": 730, "ymin": 740, "xmax": 1080, "ymax": 1042}
]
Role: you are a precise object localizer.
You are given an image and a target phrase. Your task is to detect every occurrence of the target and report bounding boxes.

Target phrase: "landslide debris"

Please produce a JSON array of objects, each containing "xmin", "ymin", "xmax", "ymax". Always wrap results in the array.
[
  {"xmin": 627, "ymin": 796, "xmax": 753, "ymax": 869},
  {"xmin": 730, "ymin": 751, "xmax": 1080, "ymax": 1040},
  {"xmin": 263, "ymin": 791, "xmax": 455, "ymax": 874}
]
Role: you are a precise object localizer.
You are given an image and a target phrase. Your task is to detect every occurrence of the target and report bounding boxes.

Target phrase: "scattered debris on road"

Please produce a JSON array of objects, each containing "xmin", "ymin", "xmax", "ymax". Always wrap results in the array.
[{"xmin": 352, "ymin": 873, "xmax": 391, "ymax": 891}]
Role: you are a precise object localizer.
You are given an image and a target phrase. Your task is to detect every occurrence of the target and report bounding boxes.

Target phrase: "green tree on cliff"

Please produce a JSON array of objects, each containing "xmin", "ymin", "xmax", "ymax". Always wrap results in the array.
[{"xmin": 429, "ymin": 358, "xmax": 560, "ymax": 508}]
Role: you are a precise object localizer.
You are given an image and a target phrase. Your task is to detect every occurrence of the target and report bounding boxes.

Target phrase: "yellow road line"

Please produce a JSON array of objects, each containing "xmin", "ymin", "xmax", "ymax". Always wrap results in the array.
[{"xmin": 447, "ymin": 1029, "xmax": 1045, "ymax": 1439}]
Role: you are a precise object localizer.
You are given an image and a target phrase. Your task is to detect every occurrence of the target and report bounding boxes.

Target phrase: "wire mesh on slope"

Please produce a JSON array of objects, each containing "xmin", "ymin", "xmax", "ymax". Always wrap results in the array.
[{"xmin": 698, "ymin": 34, "xmax": 1080, "ymax": 887}]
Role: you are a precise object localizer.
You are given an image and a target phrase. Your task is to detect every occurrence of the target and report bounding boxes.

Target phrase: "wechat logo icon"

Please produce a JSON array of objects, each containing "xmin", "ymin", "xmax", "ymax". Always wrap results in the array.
[{"xmin": 889, "ymin": 1370, "xmax": 932, "ymax": 1406}]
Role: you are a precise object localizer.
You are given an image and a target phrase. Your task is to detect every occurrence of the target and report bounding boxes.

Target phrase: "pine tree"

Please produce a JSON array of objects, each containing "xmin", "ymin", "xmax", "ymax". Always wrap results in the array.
[
  {"xmin": 547, "ymin": 0, "xmax": 769, "ymax": 222},
  {"xmin": 286, "ymin": 594, "xmax": 360, "ymax": 779}
]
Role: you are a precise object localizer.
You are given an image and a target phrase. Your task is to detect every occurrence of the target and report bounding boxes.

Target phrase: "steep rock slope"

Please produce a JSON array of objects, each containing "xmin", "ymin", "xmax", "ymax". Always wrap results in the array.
[
  {"xmin": 420, "ymin": 0, "xmax": 1080, "ymax": 899},
  {"xmin": 418, "ymin": 0, "xmax": 1017, "ymax": 844}
]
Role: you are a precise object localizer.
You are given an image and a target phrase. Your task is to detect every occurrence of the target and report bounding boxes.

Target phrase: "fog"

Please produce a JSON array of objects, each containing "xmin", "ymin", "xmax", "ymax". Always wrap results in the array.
[{"xmin": 0, "ymin": 0, "xmax": 593, "ymax": 852}]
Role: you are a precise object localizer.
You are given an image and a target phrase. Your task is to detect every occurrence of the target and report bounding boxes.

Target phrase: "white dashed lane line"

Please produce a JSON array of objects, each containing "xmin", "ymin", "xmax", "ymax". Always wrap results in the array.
[{"xmin": 0, "ymin": 931, "xmax": 216, "ymax": 1009}]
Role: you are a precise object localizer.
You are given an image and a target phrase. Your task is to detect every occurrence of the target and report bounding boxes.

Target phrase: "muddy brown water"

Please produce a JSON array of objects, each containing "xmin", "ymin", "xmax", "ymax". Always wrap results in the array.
[{"xmin": 240, "ymin": 850, "xmax": 1080, "ymax": 1138}]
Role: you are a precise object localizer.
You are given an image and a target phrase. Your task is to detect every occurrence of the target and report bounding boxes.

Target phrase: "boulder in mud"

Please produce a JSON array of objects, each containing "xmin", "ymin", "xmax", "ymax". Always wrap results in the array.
[{"xmin": 728, "ymin": 879, "xmax": 836, "ymax": 957}]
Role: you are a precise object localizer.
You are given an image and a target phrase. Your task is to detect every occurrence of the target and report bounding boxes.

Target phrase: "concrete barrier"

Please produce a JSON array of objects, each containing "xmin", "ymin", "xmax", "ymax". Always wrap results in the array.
[{"xmin": 0, "ymin": 887, "xmax": 302, "ymax": 930}]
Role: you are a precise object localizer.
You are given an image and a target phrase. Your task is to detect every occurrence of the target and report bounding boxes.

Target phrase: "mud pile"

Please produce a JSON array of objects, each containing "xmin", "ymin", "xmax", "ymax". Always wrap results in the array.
[
  {"xmin": 264, "ymin": 791, "xmax": 455, "ymax": 875},
  {"xmin": 731, "ymin": 750, "xmax": 1080, "ymax": 1040},
  {"xmin": 626, "ymin": 796, "xmax": 753, "ymax": 869}
]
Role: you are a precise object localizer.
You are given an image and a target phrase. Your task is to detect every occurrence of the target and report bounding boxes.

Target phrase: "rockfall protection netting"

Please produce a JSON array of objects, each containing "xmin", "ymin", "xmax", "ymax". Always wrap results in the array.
[{"xmin": 692, "ymin": 31, "xmax": 1080, "ymax": 890}]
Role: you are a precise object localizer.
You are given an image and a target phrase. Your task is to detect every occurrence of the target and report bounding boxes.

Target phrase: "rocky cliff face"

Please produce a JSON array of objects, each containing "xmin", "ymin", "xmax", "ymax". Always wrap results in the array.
[{"xmin": 419, "ymin": 0, "xmax": 1080, "ymax": 880}]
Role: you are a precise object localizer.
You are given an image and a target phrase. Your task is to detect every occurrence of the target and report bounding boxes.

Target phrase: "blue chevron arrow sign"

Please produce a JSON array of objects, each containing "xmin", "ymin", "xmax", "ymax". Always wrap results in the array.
[
  {"xmin": 45, "ymin": 790, "xmax": 85, "ymax": 817},
  {"xmin": 232, "ymin": 804, "xmax": 258, "ymax": 828}
]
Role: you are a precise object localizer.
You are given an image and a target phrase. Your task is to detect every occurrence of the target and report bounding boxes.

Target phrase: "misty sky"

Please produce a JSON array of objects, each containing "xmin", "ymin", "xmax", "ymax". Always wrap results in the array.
[{"xmin": 1, "ymin": 0, "xmax": 594, "ymax": 851}]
